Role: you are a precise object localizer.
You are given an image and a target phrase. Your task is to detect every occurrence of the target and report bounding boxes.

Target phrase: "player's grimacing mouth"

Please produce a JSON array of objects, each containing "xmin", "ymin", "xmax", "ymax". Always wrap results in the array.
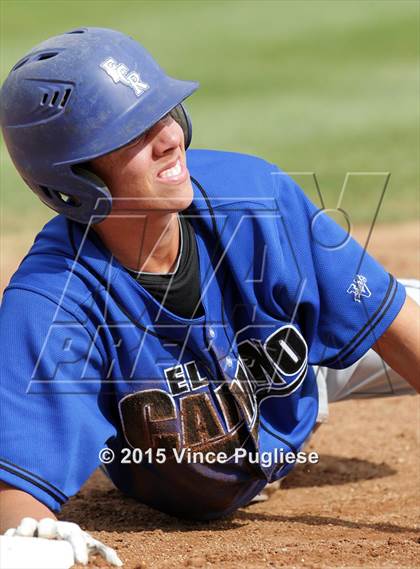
[{"xmin": 156, "ymin": 157, "xmax": 188, "ymax": 185}]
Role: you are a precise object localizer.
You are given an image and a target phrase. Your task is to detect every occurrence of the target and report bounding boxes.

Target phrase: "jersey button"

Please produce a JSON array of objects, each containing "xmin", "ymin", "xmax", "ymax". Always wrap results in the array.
[
  {"xmin": 226, "ymin": 356, "xmax": 233, "ymax": 368},
  {"xmin": 208, "ymin": 327, "xmax": 216, "ymax": 339}
]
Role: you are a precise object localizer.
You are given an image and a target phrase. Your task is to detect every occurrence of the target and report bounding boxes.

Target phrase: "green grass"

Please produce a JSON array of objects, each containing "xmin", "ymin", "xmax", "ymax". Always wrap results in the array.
[{"xmin": 0, "ymin": 0, "xmax": 418, "ymax": 233}]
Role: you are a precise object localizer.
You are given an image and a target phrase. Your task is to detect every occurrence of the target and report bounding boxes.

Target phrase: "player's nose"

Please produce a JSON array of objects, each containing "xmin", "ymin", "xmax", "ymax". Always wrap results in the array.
[{"xmin": 151, "ymin": 114, "xmax": 184, "ymax": 156}]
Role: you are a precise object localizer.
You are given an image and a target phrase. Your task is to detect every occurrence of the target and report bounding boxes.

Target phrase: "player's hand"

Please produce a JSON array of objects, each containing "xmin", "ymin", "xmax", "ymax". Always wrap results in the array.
[{"xmin": 4, "ymin": 517, "xmax": 123, "ymax": 566}]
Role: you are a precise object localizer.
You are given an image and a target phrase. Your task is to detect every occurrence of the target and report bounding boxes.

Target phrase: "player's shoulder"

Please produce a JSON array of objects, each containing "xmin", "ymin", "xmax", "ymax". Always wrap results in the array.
[
  {"xmin": 187, "ymin": 148, "xmax": 275, "ymax": 173},
  {"xmin": 9, "ymin": 215, "xmax": 73, "ymax": 277},
  {"xmin": 187, "ymin": 148, "xmax": 278, "ymax": 181},
  {"xmin": 187, "ymin": 149, "xmax": 287, "ymax": 205},
  {"xmin": 4, "ymin": 216, "xmax": 101, "ymax": 309}
]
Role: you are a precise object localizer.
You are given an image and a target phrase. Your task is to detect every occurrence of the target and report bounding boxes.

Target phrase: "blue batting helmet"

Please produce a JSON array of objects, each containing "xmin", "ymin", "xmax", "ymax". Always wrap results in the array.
[{"xmin": 0, "ymin": 27, "xmax": 199, "ymax": 224}]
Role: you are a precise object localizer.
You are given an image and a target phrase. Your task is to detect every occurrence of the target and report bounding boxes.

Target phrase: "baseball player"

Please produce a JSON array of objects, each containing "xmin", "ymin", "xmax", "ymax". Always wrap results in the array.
[{"xmin": 0, "ymin": 28, "xmax": 419, "ymax": 567}]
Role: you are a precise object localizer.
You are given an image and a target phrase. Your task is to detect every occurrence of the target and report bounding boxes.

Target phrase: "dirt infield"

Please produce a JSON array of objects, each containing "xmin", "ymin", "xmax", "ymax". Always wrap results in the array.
[
  {"xmin": 2, "ymin": 222, "xmax": 419, "ymax": 568},
  {"xmin": 68, "ymin": 395, "xmax": 419, "ymax": 569}
]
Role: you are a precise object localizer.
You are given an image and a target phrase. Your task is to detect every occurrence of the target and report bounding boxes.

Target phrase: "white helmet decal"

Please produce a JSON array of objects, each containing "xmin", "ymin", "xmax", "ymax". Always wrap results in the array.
[{"xmin": 100, "ymin": 57, "xmax": 150, "ymax": 97}]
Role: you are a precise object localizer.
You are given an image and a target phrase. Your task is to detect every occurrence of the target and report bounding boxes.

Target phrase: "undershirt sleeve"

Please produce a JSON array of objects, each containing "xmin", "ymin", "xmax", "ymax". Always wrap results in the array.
[{"xmin": 0, "ymin": 288, "xmax": 116, "ymax": 512}]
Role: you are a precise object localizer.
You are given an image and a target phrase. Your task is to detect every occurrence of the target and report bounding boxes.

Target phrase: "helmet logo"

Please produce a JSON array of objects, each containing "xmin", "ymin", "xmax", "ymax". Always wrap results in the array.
[{"xmin": 100, "ymin": 57, "xmax": 149, "ymax": 97}]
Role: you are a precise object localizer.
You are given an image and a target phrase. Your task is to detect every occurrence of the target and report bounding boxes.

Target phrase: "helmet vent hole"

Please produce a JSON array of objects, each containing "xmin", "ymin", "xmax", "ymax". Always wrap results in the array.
[
  {"xmin": 11, "ymin": 57, "xmax": 30, "ymax": 72},
  {"xmin": 66, "ymin": 28, "xmax": 87, "ymax": 34},
  {"xmin": 50, "ymin": 91, "xmax": 60, "ymax": 106},
  {"xmin": 38, "ymin": 186, "xmax": 80, "ymax": 207},
  {"xmin": 55, "ymin": 191, "xmax": 81, "ymax": 207},
  {"xmin": 39, "ymin": 88, "xmax": 72, "ymax": 108},
  {"xmin": 38, "ymin": 185, "xmax": 52, "ymax": 199},
  {"xmin": 60, "ymin": 88, "xmax": 72, "ymax": 108},
  {"xmin": 36, "ymin": 51, "xmax": 59, "ymax": 62},
  {"xmin": 58, "ymin": 192, "xmax": 69, "ymax": 203}
]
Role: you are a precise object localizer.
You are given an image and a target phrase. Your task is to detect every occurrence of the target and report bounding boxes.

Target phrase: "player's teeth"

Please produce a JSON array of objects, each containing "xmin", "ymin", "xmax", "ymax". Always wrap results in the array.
[{"xmin": 160, "ymin": 160, "xmax": 181, "ymax": 178}]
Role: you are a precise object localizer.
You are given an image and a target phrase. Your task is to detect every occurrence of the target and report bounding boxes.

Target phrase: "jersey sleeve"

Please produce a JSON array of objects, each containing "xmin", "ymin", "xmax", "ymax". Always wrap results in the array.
[
  {"xmin": 0, "ymin": 288, "xmax": 116, "ymax": 512},
  {"xmin": 273, "ymin": 171, "xmax": 406, "ymax": 368}
]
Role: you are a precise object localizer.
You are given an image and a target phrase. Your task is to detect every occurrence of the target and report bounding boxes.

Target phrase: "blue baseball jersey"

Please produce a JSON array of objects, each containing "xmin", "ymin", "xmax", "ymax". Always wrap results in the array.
[{"xmin": 0, "ymin": 150, "xmax": 405, "ymax": 519}]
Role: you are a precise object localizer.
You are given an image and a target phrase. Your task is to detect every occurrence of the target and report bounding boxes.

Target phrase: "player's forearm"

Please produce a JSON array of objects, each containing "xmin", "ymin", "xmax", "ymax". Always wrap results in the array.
[
  {"xmin": 373, "ymin": 295, "xmax": 420, "ymax": 392},
  {"xmin": 0, "ymin": 482, "xmax": 56, "ymax": 534}
]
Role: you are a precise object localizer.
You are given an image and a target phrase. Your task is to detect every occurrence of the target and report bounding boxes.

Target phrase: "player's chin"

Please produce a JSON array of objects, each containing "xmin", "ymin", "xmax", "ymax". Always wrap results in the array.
[{"xmin": 158, "ymin": 179, "xmax": 194, "ymax": 212}]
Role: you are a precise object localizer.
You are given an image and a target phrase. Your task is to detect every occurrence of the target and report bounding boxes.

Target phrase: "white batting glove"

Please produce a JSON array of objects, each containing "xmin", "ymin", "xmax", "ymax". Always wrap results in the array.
[{"xmin": 4, "ymin": 517, "xmax": 123, "ymax": 566}]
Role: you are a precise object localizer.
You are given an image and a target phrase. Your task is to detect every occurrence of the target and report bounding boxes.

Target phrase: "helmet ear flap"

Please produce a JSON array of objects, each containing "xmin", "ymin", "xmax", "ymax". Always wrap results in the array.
[
  {"xmin": 30, "ymin": 166, "xmax": 112, "ymax": 224},
  {"xmin": 69, "ymin": 165, "xmax": 113, "ymax": 223},
  {"xmin": 169, "ymin": 103, "xmax": 193, "ymax": 149}
]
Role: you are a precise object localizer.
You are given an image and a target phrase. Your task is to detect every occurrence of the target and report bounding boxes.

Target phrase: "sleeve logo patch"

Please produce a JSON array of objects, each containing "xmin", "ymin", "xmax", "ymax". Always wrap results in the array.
[
  {"xmin": 347, "ymin": 274, "xmax": 371, "ymax": 302},
  {"xmin": 100, "ymin": 57, "xmax": 150, "ymax": 97}
]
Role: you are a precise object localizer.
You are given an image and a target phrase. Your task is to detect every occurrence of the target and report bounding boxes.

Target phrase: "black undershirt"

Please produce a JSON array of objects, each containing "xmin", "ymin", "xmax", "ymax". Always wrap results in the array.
[{"xmin": 127, "ymin": 215, "xmax": 204, "ymax": 319}]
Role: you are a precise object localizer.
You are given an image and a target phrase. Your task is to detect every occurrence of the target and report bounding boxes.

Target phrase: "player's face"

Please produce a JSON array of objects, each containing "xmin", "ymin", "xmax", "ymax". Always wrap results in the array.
[{"xmin": 90, "ymin": 114, "xmax": 193, "ymax": 215}]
